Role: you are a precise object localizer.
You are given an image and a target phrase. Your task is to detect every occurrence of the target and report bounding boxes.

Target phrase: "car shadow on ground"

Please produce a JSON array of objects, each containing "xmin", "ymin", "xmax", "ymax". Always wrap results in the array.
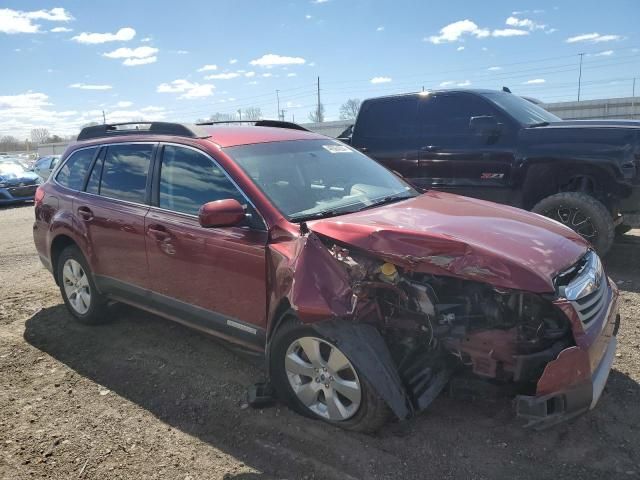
[{"xmin": 22, "ymin": 300, "xmax": 640, "ymax": 478}]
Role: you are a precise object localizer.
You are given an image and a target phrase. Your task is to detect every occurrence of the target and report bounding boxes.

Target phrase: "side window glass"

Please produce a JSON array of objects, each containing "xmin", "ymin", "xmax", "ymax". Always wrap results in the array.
[
  {"xmin": 55, "ymin": 148, "xmax": 97, "ymax": 190},
  {"xmin": 100, "ymin": 144, "xmax": 152, "ymax": 203},
  {"xmin": 159, "ymin": 145, "xmax": 245, "ymax": 216},
  {"xmin": 428, "ymin": 95, "xmax": 498, "ymax": 137},
  {"xmin": 355, "ymin": 98, "xmax": 418, "ymax": 140}
]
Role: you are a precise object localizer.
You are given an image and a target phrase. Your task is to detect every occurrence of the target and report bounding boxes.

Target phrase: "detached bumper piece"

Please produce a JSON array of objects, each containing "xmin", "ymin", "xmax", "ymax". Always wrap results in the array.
[{"xmin": 515, "ymin": 314, "xmax": 619, "ymax": 429}]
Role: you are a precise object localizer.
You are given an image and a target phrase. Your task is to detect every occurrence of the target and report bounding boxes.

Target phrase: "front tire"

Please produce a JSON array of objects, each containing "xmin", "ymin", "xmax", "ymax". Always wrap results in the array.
[
  {"xmin": 57, "ymin": 245, "xmax": 109, "ymax": 324},
  {"xmin": 532, "ymin": 192, "xmax": 615, "ymax": 256},
  {"xmin": 270, "ymin": 320, "xmax": 389, "ymax": 433}
]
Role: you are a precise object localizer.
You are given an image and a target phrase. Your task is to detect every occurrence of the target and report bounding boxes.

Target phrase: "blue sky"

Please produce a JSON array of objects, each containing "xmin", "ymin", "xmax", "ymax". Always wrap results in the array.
[{"xmin": 0, "ymin": 0, "xmax": 639, "ymax": 138}]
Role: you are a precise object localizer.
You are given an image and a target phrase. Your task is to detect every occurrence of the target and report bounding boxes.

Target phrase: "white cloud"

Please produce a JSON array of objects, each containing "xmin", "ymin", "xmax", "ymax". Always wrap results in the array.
[
  {"xmin": 204, "ymin": 72, "xmax": 240, "ymax": 80},
  {"xmin": 523, "ymin": 78, "xmax": 545, "ymax": 84},
  {"xmin": 261, "ymin": 73, "xmax": 273, "ymax": 78},
  {"xmin": 174, "ymin": 50, "xmax": 189, "ymax": 55},
  {"xmin": 312, "ymin": 0, "xmax": 330, "ymax": 3},
  {"xmin": 197, "ymin": 64, "xmax": 218, "ymax": 72},
  {"xmin": 287, "ymin": 73, "xmax": 297, "ymax": 77},
  {"xmin": 69, "ymin": 83, "xmax": 113, "ymax": 90},
  {"xmin": 305, "ymin": 15, "xmax": 312, "ymax": 19},
  {"xmin": 116, "ymin": 101, "xmax": 133, "ymax": 108},
  {"xmin": 245, "ymin": 71, "xmax": 256, "ymax": 78},
  {"xmin": 457, "ymin": 46, "xmax": 465, "ymax": 51},
  {"xmin": 123, "ymin": 56, "xmax": 157, "ymax": 66},
  {"xmin": 0, "ymin": 7, "xmax": 73, "ymax": 34},
  {"xmin": 488, "ymin": 66, "xmax": 502, "ymax": 71},
  {"xmin": 457, "ymin": 80, "xmax": 471, "ymax": 87},
  {"xmin": 439, "ymin": 81, "xmax": 455, "ymax": 87},
  {"xmin": 492, "ymin": 28, "xmax": 529, "ymax": 37},
  {"xmin": 427, "ymin": 19, "xmax": 489, "ymax": 44},
  {"xmin": 371, "ymin": 76, "xmax": 392, "ymax": 84},
  {"xmin": 141, "ymin": 37, "xmax": 151, "ymax": 42},
  {"xmin": 376, "ymin": 26, "xmax": 384, "ymax": 32},
  {"xmin": 250, "ymin": 53, "xmax": 306, "ymax": 67},
  {"xmin": 505, "ymin": 16, "xmax": 546, "ymax": 31},
  {"xmin": 50, "ymin": 26, "xmax": 72, "ymax": 33},
  {"xmin": 594, "ymin": 50, "xmax": 614, "ymax": 56},
  {"xmin": 247, "ymin": 81, "xmax": 259, "ymax": 85},
  {"xmin": 104, "ymin": 46, "xmax": 158, "ymax": 66},
  {"xmin": 156, "ymin": 79, "xmax": 215, "ymax": 99},
  {"xmin": 72, "ymin": 27, "xmax": 136, "ymax": 44},
  {"xmin": 229, "ymin": 58, "xmax": 238, "ymax": 64},
  {"xmin": 566, "ymin": 32, "xmax": 622, "ymax": 43}
]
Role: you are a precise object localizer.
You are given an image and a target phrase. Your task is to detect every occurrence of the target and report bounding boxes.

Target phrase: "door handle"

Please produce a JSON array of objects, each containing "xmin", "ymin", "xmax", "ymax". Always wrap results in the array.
[
  {"xmin": 421, "ymin": 145, "xmax": 442, "ymax": 152},
  {"xmin": 77, "ymin": 206, "xmax": 94, "ymax": 221},
  {"xmin": 147, "ymin": 224, "xmax": 171, "ymax": 241}
]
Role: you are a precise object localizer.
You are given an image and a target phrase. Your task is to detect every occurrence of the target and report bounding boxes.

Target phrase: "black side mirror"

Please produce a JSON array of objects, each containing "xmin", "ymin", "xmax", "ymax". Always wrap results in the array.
[{"xmin": 469, "ymin": 115, "xmax": 500, "ymax": 136}]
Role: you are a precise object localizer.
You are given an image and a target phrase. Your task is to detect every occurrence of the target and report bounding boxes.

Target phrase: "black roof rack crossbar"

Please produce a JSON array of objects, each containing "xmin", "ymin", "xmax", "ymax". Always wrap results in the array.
[
  {"xmin": 196, "ymin": 119, "xmax": 309, "ymax": 132},
  {"xmin": 77, "ymin": 122, "xmax": 211, "ymax": 141}
]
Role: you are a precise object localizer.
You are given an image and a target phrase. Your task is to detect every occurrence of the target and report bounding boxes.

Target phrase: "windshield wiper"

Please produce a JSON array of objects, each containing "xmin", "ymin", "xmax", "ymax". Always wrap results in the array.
[
  {"xmin": 289, "ymin": 208, "xmax": 352, "ymax": 223},
  {"xmin": 357, "ymin": 193, "xmax": 415, "ymax": 212},
  {"xmin": 528, "ymin": 121, "xmax": 550, "ymax": 128}
]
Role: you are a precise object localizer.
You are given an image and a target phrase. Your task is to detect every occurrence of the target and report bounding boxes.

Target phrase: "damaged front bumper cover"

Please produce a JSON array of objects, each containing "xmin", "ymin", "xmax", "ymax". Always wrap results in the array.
[{"xmin": 516, "ymin": 312, "xmax": 620, "ymax": 429}]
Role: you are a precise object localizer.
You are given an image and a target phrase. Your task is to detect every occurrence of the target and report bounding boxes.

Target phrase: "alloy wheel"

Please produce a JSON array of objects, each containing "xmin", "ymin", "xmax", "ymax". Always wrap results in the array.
[
  {"xmin": 62, "ymin": 259, "xmax": 91, "ymax": 315},
  {"xmin": 284, "ymin": 336, "xmax": 362, "ymax": 421},
  {"xmin": 544, "ymin": 206, "xmax": 597, "ymax": 240}
]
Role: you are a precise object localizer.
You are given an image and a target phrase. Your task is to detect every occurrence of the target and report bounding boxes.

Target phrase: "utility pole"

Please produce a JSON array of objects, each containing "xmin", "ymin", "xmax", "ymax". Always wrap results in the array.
[
  {"xmin": 632, "ymin": 77, "xmax": 637, "ymax": 119},
  {"xmin": 577, "ymin": 53, "xmax": 585, "ymax": 102},
  {"xmin": 316, "ymin": 76, "xmax": 321, "ymax": 123},
  {"xmin": 276, "ymin": 90, "xmax": 280, "ymax": 120},
  {"xmin": 102, "ymin": 110, "xmax": 106, "ymax": 124},
  {"xmin": 280, "ymin": 109, "xmax": 286, "ymax": 121}
]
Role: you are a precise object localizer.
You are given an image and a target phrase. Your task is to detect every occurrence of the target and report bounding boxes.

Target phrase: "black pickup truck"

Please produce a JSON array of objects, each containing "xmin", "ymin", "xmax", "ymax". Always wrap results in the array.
[{"xmin": 342, "ymin": 89, "xmax": 640, "ymax": 255}]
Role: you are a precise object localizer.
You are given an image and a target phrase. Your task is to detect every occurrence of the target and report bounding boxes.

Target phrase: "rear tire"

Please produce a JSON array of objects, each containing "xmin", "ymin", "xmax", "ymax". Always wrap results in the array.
[
  {"xmin": 532, "ymin": 192, "xmax": 614, "ymax": 256},
  {"xmin": 270, "ymin": 318, "xmax": 389, "ymax": 433},
  {"xmin": 56, "ymin": 245, "xmax": 109, "ymax": 325}
]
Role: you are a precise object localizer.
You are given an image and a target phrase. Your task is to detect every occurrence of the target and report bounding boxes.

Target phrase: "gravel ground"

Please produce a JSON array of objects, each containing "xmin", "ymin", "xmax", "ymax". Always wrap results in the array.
[{"xmin": 1, "ymin": 203, "xmax": 639, "ymax": 480}]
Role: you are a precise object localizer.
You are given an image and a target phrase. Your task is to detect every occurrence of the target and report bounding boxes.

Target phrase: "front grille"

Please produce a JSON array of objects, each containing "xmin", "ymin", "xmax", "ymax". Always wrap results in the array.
[{"xmin": 559, "ymin": 251, "xmax": 610, "ymax": 327}]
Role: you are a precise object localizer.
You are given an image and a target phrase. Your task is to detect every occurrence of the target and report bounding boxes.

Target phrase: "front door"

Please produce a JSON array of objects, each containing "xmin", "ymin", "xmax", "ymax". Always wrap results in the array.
[
  {"xmin": 145, "ymin": 144, "xmax": 268, "ymax": 347},
  {"xmin": 418, "ymin": 93, "xmax": 517, "ymax": 204}
]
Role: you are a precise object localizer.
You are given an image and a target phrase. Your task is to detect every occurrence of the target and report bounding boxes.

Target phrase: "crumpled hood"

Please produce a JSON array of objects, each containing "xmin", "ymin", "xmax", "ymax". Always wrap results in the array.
[{"xmin": 308, "ymin": 191, "xmax": 590, "ymax": 293}]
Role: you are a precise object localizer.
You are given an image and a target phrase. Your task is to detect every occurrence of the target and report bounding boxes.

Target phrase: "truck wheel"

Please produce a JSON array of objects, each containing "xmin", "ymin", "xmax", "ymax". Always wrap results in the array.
[
  {"xmin": 532, "ymin": 192, "xmax": 614, "ymax": 256},
  {"xmin": 270, "ymin": 320, "xmax": 389, "ymax": 433}
]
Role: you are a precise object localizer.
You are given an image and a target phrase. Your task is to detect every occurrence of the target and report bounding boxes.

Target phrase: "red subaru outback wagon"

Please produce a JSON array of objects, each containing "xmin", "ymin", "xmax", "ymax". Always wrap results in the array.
[{"xmin": 34, "ymin": 121, "xmax": 620, "ymax": 432}]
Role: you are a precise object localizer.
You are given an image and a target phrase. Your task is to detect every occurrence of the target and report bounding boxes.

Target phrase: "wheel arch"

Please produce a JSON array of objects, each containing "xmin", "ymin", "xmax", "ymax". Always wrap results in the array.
[
  {"xmin": 521, "ymin": 161, "xmax": 623, "ymax": 212},
  {"xmin": 50, "ymin": 234, "xmax": 79, "ymax": 285}
]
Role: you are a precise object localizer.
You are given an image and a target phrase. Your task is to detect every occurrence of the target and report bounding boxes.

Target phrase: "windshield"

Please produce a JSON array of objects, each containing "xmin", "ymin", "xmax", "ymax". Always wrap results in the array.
[
  {"xmin": 482, "ymin": 92, "xmax": 561, "ymax": 125},
  {"xmin": 226, "ymin": 139, "xmax": 417, "ymax": 221}
]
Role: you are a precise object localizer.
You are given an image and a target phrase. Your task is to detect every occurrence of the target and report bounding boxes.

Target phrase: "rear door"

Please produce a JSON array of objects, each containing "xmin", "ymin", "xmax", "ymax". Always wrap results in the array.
[
  {"xmin": 145, "ymin": 144, "xmax": 268, "ymax": 347},
  {"xmin": 75, "ymin": 143, "xmax": 154, "ymax": 298},
  {"xmin": 418, "ymin": 93, "xmax": 517, "ymax": 203},
  {"xmin": 351, "ymin": 97, "xmax": 423, "ymax": 180}
]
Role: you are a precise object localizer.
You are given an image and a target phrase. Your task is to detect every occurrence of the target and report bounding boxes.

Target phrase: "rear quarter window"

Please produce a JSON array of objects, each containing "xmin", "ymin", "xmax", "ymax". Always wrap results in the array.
[{"xmin": 55, "ymin": 148, "xmax": 98, "ymax": 190}]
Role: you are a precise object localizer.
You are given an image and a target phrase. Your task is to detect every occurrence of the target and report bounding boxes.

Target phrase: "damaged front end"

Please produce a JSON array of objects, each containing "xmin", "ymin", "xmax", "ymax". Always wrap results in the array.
[{"xmin": 279, "ymin": 232, "xmax": 619, "ymax": 428}]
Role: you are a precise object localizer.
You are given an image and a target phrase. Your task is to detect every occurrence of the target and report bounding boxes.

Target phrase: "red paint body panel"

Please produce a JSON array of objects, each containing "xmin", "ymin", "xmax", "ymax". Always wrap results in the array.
[
  {"xmin": 308, "ymin": 190, "xmax": 589, "ymax": 293},
  {"xmin": 145, "ymin": 209, "xmax": 268, "ymax": 327}
]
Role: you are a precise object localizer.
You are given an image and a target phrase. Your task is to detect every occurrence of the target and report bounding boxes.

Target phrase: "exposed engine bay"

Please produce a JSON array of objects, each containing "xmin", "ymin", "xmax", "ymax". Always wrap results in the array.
[{"xmin": 326, "ymin": 241, "xmax": 575, "ymax": 412}]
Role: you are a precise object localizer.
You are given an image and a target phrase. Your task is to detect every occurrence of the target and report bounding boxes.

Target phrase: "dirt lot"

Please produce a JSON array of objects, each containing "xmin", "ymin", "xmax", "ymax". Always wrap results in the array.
[{"xmin": 1, "ymin": 203, "xmax": 639, "ymax": 480}]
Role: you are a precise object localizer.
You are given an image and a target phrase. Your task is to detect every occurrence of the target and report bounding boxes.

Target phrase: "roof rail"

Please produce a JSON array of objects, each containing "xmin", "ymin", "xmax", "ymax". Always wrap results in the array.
[
  {"xmin": 77, "ymin": 122, "xmax": 211, "ymax": 141},
  {"xmin": 196, "ymin": 119, "xmax": 310, "ymax": 132}
]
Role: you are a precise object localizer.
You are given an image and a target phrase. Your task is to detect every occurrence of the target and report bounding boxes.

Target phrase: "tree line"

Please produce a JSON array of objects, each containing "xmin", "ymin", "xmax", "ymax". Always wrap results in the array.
[{"xmin": 0, "ymin": 99, "xmax": 362, "ymax": 152}]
